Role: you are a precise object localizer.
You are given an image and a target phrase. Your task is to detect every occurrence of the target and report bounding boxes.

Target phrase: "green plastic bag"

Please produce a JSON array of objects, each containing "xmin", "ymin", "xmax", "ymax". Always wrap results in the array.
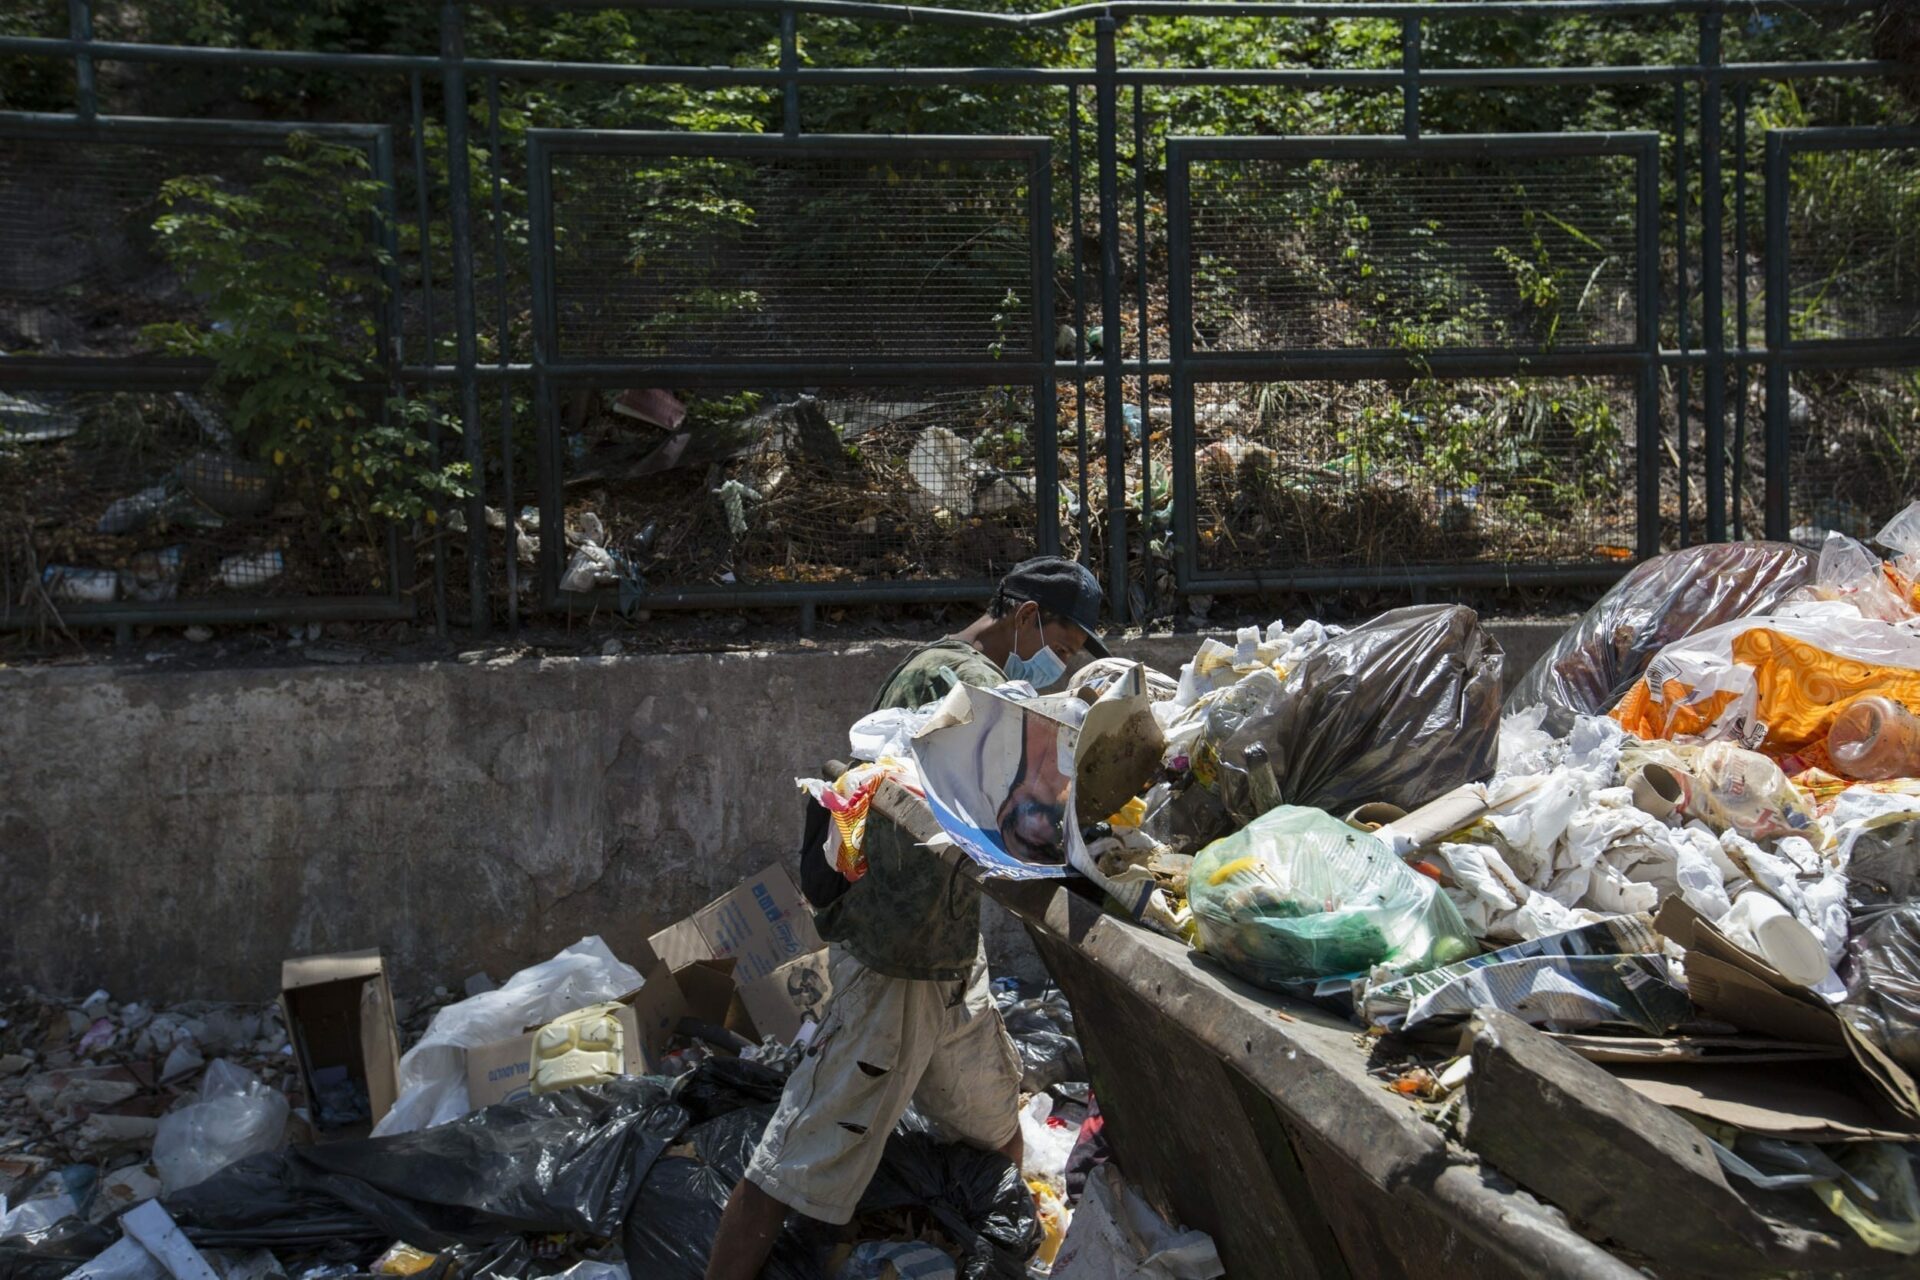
[{"xmin": 1190, "ymin": 806, "xmax": 1475, "ymax": 988}]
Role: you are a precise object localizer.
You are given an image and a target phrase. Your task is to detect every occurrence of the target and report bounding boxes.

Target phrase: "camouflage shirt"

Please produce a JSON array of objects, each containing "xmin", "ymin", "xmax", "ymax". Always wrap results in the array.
[{"xmin": 814, "ymin": 638, "xmax": 1005, "ymax": 981}]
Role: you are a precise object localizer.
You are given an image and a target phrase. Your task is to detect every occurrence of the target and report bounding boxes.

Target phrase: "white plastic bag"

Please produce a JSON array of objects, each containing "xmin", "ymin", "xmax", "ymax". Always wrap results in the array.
[
  {"xmin": 847, "ymin": 706, "xmax": 935, "ymax": 762},
  {"xmin": 374, "ymin": 936, "xmax": 644, "ymax": 1136},
  {"xmin": 1018, "ymin": 1093, "xmax": 1081, "ymax": 1189},
  {"xmin": 1052, "ymin": 1165, "xmax": 1224, "ymax": 1280},
  {"xmin": 153, "ymin": 1060, "xmax": 289, "ymax": 1194}
]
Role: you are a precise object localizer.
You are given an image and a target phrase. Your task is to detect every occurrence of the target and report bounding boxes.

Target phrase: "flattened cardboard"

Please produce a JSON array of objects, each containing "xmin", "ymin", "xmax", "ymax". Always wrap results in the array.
[
  {"xmin": 1546, "ymin": 1032, "xmax": 1847, "ymax": 1066},
  {"xmin": 465, "ymin": 1002, "xmax": 645, "ymax": 1110},
  {"xmin": 1655, "ymin": 899, "xmax": 1920, "ymax": 1121},
  {"xmin": 278, "ymin": 948, "xmax": 401, "ymax": 1140},
  {"xmin": 1614, "ymin": 1063, "xmax": 1920, "ymax": 1142},
  {"xmin": 735, "ymin": 950, "xmax": 834, "ymax": 1044},
  {"xmin": 648, "ymin": 864, "xmax": 821, "ymax": 984}
]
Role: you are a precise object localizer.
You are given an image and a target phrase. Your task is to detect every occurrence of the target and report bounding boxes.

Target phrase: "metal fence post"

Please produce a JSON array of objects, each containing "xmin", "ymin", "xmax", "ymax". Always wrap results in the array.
[
  {"xmin": 1672, "ymin": 84, "xmax": 1691, "ymax": 546},
  {"xmin": 67, "ymin": 0, "xmax": 94, "ymax": 119},
  {"xmin": 1700, "ymin": 7, "xmax": 1727, "ymax": 540},
  {"xmin": 1762, "ymin": 129, "xmax": 1790, "ymax": 540},
  {"xmin": 1637, "ymin": 136, "xmax": 1662, "ymax": 559},
  {"xmin": 1095, "ymin": 16, "xmax": 1128, "ymax": 623},
  {"xmin": 441, "ymin": 0, "xmax": 490, "ymax": 632},
  {"xmin": 486, "ymin": 75, "xmax": 519, "ymax": 638},
  {"xmin": 1134, "ymin": 82, "xmax": 1152, "ymax": 618},
  {"xmin": 780, "ymin": 6, "xmax": 800, "ymax": 138},
  {"xmin": 1401, "ymin": 17, "xmax": 1420, "ymax": 140}
]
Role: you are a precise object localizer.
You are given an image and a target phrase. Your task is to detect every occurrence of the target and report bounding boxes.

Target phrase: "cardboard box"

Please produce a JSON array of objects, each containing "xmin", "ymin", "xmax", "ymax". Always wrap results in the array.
[
  {"xmin": 463, "ymin": 938, "xmax": 706, "ymax": 1108},
  {"xmin": 647, "ymin": 863, "xmax": 821, "ymax": 985},
  {"xmin": 735, "ymin": 950, "xmax": 834, "ymax": 1045},
  {"xmin": 279, "ymin": 949, "xmax": 401, "ymax": 1140}
]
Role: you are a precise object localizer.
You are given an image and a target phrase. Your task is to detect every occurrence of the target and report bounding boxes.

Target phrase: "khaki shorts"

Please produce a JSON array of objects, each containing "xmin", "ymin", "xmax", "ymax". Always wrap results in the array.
[{"xmin": 746, "ymin": 943, "xmax": 1023, "ymax": 1225}]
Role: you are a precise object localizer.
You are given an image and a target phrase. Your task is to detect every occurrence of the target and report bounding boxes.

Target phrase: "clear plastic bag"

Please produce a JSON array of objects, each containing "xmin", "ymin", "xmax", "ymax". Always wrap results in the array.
[
  {"xmin": 1189, "ymin": 806, "xmax": 1476, "ymax": 988},
  {"xmin": 375, "ymin": 936, "xmax": 645, "ymax": 1136},
  {"xmin": 1612, "ymin": 609, "xmax": 1920, "ymax": 763},
  {"xmin": 153, "ymin": 1061, "xmax": 290, "ymax": 1195},
  {"xmin": 1506, "ymin": 542, "xmax": 1814, "ymax": 726},
  {"xmin": 1802, "ymin": 532, "xmax": 1913, "ymax": 622},
  {"xmin": 1017, "ymin": 1094, "xmax": 1081, "ymax": 1190},
  {"xmin": 1687, "ymin": 741, "xmax": 1821, "ymax": 842}
]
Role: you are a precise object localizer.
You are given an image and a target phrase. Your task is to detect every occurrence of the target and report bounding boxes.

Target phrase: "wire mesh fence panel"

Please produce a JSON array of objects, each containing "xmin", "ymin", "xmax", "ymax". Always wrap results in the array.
[
  {"xmin": 0, "ymin": 138, "xmax": 198, "ymax": 358},
  {"xmin": 553, "ymin": 384, "xmax": 1046, "ymax": 595},
  {"xmin": 546, "ymin": 147, "xmax": 1041, "ymax": 363},
  {"xmin": 0, "ymin": 132, "xmax": 390, "ymax": 361},
  {"xmin": 1183, "ymin": 151, "xmax": 1641, "ymax": 353},
  {"xmin": 1786, "ymin": 144, "xmax": 1920, "ymax": 342},
  {"xmin": 0, "ymin": 388, "xmax": 402, "ymax": 622},
  {"xmin": 1185, "ymin": 376, "xmax": 1639, "ymax": 577},
  {"xmin": 1785, "ymin": 366, "xmax": 1920, "ymax": 540}
]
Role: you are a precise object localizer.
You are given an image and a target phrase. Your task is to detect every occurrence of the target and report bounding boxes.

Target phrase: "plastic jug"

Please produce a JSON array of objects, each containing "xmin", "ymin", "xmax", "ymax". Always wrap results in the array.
[
  {"xmin": 1827, "ymin": 696, "xmax": 1920, "ymax": 782},
  {"xmin": 529, "ymin": 1002, "xmax": 625, "ymax": 1096}
]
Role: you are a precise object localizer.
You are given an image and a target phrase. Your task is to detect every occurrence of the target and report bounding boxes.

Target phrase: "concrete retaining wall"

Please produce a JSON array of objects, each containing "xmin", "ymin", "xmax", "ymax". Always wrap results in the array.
[{"xmin": 0, "ymin": 621, "xmax": 1565, "ymax": 1002}]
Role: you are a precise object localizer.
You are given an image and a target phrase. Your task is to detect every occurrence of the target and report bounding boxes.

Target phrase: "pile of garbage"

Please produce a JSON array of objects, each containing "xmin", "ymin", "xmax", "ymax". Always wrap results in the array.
[
  {"xmin": 1, "ymin": 888, "xmax": 1211, "ymax": 1279},
  {"xmin": 831, "ymin": 501, "xmax": 1920, "ymax": 1265}
]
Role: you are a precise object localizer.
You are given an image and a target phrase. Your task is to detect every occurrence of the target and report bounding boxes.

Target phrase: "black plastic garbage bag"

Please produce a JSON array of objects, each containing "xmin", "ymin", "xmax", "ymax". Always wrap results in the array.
[
  {"xmin": 667, "ymin": 1055, "xmax": 788, "ymax": 1124},
  {"xmin": 1209, "ymin": 605, "xmax": 1503, "ymax": 823},
  {"xmin": 992, "ymin": 986, "xmax": 1086, "ymax": 1093},
  {"xmin": 1504, "ymin": 542, "xmax": 1814, "ymax": 726},
  {"xmin": 622, "ymin": 1072, "xmax": 1035, "ymax": 1280},
  {"xmin": 0, "ymin": 1218, "xmax": 116, "ymax": 1280},
  {"xmin": 1846, "ymin": 818, "xmax": 1920, "ymax": 912},
  {"xmin": 1841, "ymin": 904, "xmax": 1920, "ymax": 1071},
  {"xmin": 620, "ymin": 1104, "xmax": 833, "ymax": 1280},
  {"xmin": 168, "ymin": 1076, "xmax": 682, "ymax": 1251},
  {"xmin": 862, "ymin": 1111, "xmax": 1037, "ymax": 1280}
]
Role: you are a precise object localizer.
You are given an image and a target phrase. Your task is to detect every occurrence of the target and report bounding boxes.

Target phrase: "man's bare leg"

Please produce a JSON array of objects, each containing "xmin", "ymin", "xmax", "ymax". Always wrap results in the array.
[{"xmin": 704, "ymin": 1177, "xmax": 788, "ymax": 1280}]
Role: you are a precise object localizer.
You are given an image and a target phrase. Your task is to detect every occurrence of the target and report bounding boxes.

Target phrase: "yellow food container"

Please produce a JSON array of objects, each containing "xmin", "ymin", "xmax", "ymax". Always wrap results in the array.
[{"xmin": 530, "ymin": 1001, "xmax": 625, "ymax": 1096}]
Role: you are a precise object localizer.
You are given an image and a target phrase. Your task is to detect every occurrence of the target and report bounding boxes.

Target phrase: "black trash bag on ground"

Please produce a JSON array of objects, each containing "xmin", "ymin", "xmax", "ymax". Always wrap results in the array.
[
  {"xmin": 0, "ymin": 1218, "xmax": 116, "ymax": 1280},
  {"xmin": 992, "ymin": 986, "xmax": 1086, "ymax": 1093},
  {"xmin": 668, "ymin": 1055, "xmax": 789, "ymax": 1124},
  {"xmin": 862, "ymin": 1110, "xmax": 1036, "ymax": 1280},
  {"xmin": 620, "ymin": 1104, "xmax": 833, "ymax": 1280},
  {"xmin": 167, "ymin": 1075, "xmax": 682, "ymax": 1250},
  {"xmin": 1841, "ymin": 905, "xmax": 1920, "ymax": 1071},
  {"xmin": 622, "ymin": 1070, "xmax": 1035, "ymax": 1280},
  {"xmin": 1504, "ymin": 542, "xmax": 1814, "ymax": 726},
  {"xmin": 1209, "ymin": 605, "xmax": 1502, "ymax": 823}
]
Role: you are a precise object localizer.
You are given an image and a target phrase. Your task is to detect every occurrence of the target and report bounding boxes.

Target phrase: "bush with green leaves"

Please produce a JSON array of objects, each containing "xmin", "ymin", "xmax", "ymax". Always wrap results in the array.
[{"xmin": 143, "ymin": 133, "xmax": 469, "ymax": 549}]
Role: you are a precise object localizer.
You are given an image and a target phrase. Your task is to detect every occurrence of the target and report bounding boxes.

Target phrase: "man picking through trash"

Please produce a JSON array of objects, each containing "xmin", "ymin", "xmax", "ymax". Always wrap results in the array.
[{"xmin": 704, "ymin": 556, "xmax": 1107, "ymax": 1279}]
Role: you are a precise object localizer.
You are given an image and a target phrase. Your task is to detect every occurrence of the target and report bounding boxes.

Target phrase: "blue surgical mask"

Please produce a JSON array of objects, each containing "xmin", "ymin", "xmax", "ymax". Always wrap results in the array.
[{"xmin": 1005, "ymin": 615, "xmax": 1066, "ymax": 689}]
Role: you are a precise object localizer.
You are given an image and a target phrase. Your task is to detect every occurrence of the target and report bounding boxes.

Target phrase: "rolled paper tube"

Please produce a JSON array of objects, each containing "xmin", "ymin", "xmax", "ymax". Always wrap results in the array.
[{"xmin": 1629, "ymin": 763, "xmax": 1687, "ymax": 820}]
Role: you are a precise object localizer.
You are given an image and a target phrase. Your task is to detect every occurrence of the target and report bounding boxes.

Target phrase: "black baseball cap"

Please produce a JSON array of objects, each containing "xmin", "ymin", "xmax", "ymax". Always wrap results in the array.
[{"xmin": 998, "ymin": 555, "xmax": 1109, "ymax": 658}]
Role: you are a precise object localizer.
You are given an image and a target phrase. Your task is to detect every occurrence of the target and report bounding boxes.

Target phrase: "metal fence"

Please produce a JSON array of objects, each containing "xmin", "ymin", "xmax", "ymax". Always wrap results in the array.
[{"xmin": 0, "ymin": 0, "xmax": 1915, "ymax": 636}]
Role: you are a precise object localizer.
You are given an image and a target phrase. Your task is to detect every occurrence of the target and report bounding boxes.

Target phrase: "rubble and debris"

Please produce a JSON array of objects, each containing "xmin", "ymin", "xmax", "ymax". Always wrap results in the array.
[
  {"xmin": 610, "ymin": 388, "xmax": 687, "ymax": 432},
  {"xmin": 213, "ymin": 552, "xmax": 284, "ymax": 591}
]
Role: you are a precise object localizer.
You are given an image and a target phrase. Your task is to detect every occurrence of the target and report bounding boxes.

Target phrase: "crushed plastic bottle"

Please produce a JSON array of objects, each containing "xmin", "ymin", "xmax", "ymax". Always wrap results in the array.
[{"xmin": 1827, "ymin": 696, "xmax": 1920, "ymax": 782}]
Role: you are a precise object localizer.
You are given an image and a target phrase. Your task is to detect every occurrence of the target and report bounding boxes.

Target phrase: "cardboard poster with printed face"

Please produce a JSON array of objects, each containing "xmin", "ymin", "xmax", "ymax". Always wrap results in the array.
[{"xmin": 913, "ymin": 683, "xmax": 1088, "ymax": 879}]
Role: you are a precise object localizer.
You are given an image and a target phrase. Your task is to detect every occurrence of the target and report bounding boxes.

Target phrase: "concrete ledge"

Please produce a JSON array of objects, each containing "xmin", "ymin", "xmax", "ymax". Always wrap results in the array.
[{"xmin": 0, "ymin": 620, "xmax": 1568, "ymax": 1001}]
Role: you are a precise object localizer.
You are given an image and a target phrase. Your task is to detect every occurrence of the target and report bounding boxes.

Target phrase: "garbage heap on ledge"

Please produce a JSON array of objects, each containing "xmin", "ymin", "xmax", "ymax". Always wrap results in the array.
[{"xmin": 10, "ymin": 502, "xmax": 1920, "ymax": 1275}]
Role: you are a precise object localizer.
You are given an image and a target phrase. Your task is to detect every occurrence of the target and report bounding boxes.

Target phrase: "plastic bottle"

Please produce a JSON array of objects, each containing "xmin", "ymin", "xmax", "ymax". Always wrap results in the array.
[
  {"xmin": 1827, "ymin": 696, "xmax": 1920, "ymax": 782},
  {"xmin": 1243, "ymin": 743, "xmax": 1284, "ymax": 815}
]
